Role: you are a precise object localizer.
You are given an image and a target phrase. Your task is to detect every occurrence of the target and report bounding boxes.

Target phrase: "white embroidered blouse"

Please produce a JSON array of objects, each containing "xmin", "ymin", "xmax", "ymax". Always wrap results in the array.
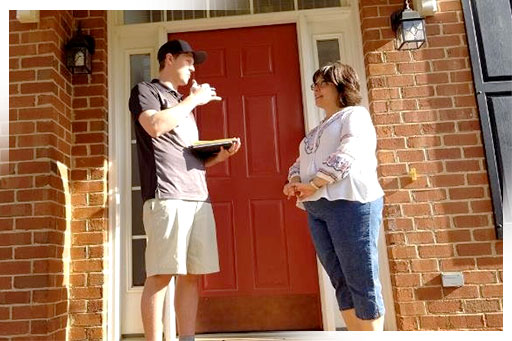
[{"xmin": 288, "ymin": 106, "xmax": 384, "ymax": 209}]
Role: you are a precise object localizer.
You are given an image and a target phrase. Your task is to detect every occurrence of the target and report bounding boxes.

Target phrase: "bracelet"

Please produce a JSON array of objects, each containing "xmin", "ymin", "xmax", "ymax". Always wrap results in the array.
[{"xmin": 309, "ymin": 180, "xmax": 320, "ymax": 190}]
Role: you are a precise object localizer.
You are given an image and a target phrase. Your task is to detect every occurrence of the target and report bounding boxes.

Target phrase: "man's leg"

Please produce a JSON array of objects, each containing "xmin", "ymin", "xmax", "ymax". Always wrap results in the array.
[
  {"xmin": 141, "ymin": 274, "xmax": 173, "ymax": 341},
  {"xmin": 175, "ymin": 274, "xmax": 200, "ymax": 337}
]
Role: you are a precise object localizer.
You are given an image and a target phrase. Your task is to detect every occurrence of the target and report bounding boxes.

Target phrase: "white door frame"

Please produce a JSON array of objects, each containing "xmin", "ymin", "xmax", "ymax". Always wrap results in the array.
[{"xmin": 107, "ymin": 3, "xmax": 396, "ymax": 339}]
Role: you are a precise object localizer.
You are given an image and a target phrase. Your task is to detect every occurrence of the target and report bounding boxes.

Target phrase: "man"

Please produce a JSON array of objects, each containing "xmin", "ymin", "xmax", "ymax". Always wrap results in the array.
[{"xmin": 128, "ymin": 39, "xmax": 241, "ymax": 341}]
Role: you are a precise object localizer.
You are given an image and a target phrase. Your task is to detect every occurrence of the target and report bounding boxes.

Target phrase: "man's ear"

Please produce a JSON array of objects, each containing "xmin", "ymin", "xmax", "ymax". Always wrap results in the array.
[{"xmin": 166, "ymin": 53, "xmax": 174, "ymax": 65}]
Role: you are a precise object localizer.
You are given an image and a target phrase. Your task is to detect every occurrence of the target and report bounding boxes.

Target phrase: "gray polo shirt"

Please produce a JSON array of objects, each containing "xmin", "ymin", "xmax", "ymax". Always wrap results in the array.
[{"xmin": 129, "ymin": 79, "xmax": 209, "ymax": 203}]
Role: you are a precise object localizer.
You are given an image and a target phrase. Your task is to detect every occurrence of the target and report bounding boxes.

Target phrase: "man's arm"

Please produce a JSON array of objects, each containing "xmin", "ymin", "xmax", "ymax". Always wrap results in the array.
[{"xmin": 138, "ymin": 81, "xmax": 221, "ymax": 138}]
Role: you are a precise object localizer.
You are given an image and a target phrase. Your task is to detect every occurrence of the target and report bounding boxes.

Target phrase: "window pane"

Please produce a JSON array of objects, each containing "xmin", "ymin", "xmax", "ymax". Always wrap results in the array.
[
  {"xmin": 317, "ymin": 39, "xmax": 340, "ymax": 67},
  {"xmin": 130, "ymin": 54, "xmax": 151, "ymax": 140},
  {"xmin": 131, "ymin": 143, "xmax": 140, "ymax": 187},
  {"xmin": 124, "ymin": 10, "xmax": 163, "ymax": 24},
  {"xmin": 254, "ymin": 0, "xmax": 295, "ymax": 13},
  {"xmin": 299, "ymin": 0, "xmax": 342, "ymax": 10},
  {"xmin": 166, "ymin": 10, "xmax": 207, "ymax": 21},
  {"xmin": 132, "ymin": 238, "xmax": 147, "ymax": 287},
  {"xmin": 130, "ymin": 54, "xmax": 151, "ymax": 89},
  {"xmin": 210, "ymin": 0, "xmax": 250, "ymax": 17},
  {"xmin": 131, "ymin": 190, "xmax": 145, "ymax": 236}
]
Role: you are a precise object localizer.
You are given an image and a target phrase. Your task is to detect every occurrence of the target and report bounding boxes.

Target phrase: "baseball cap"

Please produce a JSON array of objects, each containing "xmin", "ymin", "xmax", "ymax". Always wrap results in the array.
[{"xmin": 157, "ymin": 39, "xmax": 207, "ymax": 65}]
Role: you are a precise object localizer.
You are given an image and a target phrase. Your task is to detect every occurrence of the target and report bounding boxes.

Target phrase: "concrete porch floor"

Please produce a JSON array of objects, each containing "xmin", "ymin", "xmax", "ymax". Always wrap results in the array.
[{"xmin": 123, "ymin": 331, "xmax": 347, "ymax": 340}]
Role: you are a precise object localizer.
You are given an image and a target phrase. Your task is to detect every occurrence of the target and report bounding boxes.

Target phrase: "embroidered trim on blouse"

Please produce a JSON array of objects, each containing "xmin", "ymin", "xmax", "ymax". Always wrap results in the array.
[{"xmin": 304, "ymin": 110, "xmax": 346, "ymax": 154}]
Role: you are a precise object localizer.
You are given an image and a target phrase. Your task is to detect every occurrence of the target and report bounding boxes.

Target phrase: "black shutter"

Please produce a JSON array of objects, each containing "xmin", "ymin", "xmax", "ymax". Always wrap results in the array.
[{"xmin": 461, "ymin": 0, "xmax": 512, "ymax": 239}]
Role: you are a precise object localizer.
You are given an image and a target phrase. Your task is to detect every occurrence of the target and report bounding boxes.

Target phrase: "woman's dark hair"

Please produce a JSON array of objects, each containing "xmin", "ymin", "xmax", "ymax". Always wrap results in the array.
[{"xmin": 312, "ymin": 62, "xmax": 362, "ymax": 107}]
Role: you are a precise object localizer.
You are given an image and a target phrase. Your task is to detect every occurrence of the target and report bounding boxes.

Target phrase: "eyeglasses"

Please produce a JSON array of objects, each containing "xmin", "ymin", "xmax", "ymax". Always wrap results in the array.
[{"xmin": 310, "ymin": 80, "xmax": 329, "ymax": 91}]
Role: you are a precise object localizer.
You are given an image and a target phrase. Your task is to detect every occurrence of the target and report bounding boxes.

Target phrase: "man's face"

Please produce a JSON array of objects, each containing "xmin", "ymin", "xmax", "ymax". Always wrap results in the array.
[{"xmin": 171, "ymin": 53, "xmax": 195, "ymax": 86}]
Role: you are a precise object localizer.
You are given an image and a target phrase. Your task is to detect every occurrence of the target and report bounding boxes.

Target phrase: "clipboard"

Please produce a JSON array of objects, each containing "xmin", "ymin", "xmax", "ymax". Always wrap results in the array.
[{"xmin": 189, "ymin": 138, "xmax": 237, "ymax": 159}]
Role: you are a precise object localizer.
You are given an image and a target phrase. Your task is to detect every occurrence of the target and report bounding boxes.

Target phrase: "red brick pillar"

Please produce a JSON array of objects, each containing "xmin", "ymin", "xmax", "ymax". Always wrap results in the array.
[
  {"xmin": 6, "ymin": 10, "xmax": 74, "ymax": 340},
  {"xmin": 359, "ymin": 0, "xmax": 502, "ymax": 330},
  {"xmin": 5, "ymin": 10, "xmax": 109, "ymax": 340},
  {"xmin": 68, "ymin": 10, "xmax": 108, "ymax": 341}
]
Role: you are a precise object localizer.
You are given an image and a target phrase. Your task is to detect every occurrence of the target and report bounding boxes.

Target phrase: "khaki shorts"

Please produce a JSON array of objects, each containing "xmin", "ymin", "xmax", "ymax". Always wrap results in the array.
[{"xmin": 142, "ymin": 198, "xmax": 219, "ymax": 277}]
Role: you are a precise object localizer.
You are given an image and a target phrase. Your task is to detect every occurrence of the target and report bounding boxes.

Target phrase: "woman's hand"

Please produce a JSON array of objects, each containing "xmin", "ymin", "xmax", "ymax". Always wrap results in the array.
[
  {"xmin": 293, "ymin": 182, "xmax": 317, "ymax": 200},
  {"xmin": 283, "ymin": 183, "xmax": 297, "ymax": 200}
]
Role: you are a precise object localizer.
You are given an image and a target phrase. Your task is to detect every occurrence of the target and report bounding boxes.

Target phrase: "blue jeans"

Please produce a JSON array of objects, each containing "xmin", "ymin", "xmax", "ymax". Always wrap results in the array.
[{"xmin": 303, "ymin": 197, "xmax": 385, "ymax": 320}]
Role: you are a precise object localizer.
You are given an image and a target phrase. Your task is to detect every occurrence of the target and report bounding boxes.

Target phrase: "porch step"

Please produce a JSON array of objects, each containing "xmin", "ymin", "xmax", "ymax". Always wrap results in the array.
[{"xmin": 122, "ymin": 330, "xmax": 347, "ymax": 341}]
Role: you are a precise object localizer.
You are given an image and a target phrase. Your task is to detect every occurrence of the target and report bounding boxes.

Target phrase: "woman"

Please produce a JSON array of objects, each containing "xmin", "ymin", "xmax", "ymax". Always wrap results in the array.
[{"xmin": 283, "ymin": 62, "xmax": 385, "ymax": 331}]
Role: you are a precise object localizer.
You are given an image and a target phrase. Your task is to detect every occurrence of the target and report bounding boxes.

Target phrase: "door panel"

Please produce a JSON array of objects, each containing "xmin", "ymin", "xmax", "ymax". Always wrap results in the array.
[{"xmin": 171, "ymin": 24, "xmax": 322, "ymax": 332}]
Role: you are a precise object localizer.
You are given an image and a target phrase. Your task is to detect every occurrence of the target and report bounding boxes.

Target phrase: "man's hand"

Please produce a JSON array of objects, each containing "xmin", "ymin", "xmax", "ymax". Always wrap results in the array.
[
  {"xmin": 190, "ymin": 80, "xmax": 222, "ymax": 105},
  {"xmin": 204, "ymin": 138, "xmax": 241, "ymax": 167}
]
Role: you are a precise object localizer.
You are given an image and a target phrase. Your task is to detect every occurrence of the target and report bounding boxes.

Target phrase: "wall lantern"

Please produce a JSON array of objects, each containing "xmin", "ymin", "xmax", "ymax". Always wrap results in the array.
[
  {"xmin": 391, "ymin": 0, "xmax": 426, "ymax": 50},
  {"xmin": 65, "ymin": 23, "xmax": 95, "ymax": 74}
]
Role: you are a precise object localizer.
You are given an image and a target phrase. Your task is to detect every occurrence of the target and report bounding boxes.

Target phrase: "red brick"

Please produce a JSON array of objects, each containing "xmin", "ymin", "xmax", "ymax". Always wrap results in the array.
[
  {"xmin": 453, "ymin": 214, "xmax": 489, "ymax": 228},
  {"xmin": 402, "ymin": 203, "xmax": 432, "ymax": 217},
  {"xmin": 13, "ymin": 275, "xmax": 50, "ymax": 288},
  {"xmin": 0, "ymin": 232, "xmax": 32, "ymax": 246},
  {"xmin": 418, "ymin": 244, "xmax": 454, "ymax": 258},
  {"xmin": 396, "ymin": 316, "xmax": 418, "ymax": 330},
  {"xmin": 387, "ymin": 75, "xmax": 415, "ymax": 87},
  {"xmin": 389, "ymin": 245, "xmax": 418, "ymax": 259},
  {"xmin": 396, "ymin": 301, "xmax": 426, "ymax": 315},
  {"xmin": 398, "ymin": 62, "xmax": 431, "ymax": 74},
  {"xmin": 457, "ymin": 120, "xmax": 481, "ymax": 133},
  {"xmin": 419, "ymin": 315, "xmax": 450, "ymax": 330},
  {"xmin": 435, "ymin": 229, "xmax": 472, "ymax": 243},
  {"xmin": 377, "ymin": 137, "xmax": 406, "ymax": 149},
  {"xmin": 448, "ymin": 314, "xmax": 485, "ymax": 328},
  {"xmin": 393, "ymin": 273, "xmax": 421, "ymax": 287},
  {"xmin": 415, "ymin": 72, "xmax": 450, "ymax": 85},
  {"xmin": 0, "ymin": 321, "xmax": 30, "ymax": 335},
  {"xmin": 463, "ymin": 271, "xmax": 497, "ymax": 285},
  {"xmin": 443, "ymin": 285, "xmax": 480, "ymax": 299},
  {"xmin": 427, "ymin": 300, "xmax": 463, "ymax": 313},
  {"xmin": 433, "ymin": 201, "xmax": 469, "ymax": 214},
  {"xmin": 437, "ymin": 83, "xmax": 471, "ymax": 96},
  {"xmin": 70, "ymin": 287, "xmax": 102, "ymax": 299},
  {"xmin": 446, "ymin": 160, "xmax": 482, "ymax": 172},
  {"xmin": 481, "ymin": 285, "xmax": 503, "ymax": 298},
  {"xmin": 472, "ymin": 228, "xmax": 498, "ymax": 241},
  {"xmin": 476, "ymin": 257, "xmax": 502, "ymax": 269},
  {"xmin": 12, "ymin": 304, "xmax": 51, "ymax": 319},
  {"xmin": 427, "ymin": 35, "xmax": 461, "ymax": 48},
  {"xmin": 389, "ymin": 259, "xmax": 409, "ymax": 273},
  {"xmin": 411, "ymin": 259, "xmax": 438, "ymax": 272},
  {"xmin": 415, "ymin": 286, "xmax": 443, "ymax": 300},
  {"xmin": 485, "ymin": 313, "xmax": 503, "ymax": 328},
  {"xmin": 456, "ymin": 243, "xmax": 492, "ymax": 256},
  {"xmin": 412, "ymin": 189, "xmax": 446, "ymax": 202},
  {"xmin": 379, "ymin": 164, "xmax": 407, "ymax": 176},
  {"xmin": 418, "ymin": 97, "xmax": 453, "ymax": 109},
  {"xmin": 464, "ymin": 146, "xmax": 485, "ymax": 158},
  {"xmin": 444, "ymin": 133, "xmax": 479, "ymax": 146},
  {"xmin": 397, "ymin": 150, "xmax": 425, "ymax": 162},
  {"xmin": 406, "ymin": 135, "xmax": 441, "ymax": 148},
  {"xmin": 430, "ymin": 174, "xmax": 465, "ymax": 187},
  {"xmin": 427, "ymin": 148, "xmax": 461, "ymax": 160}
]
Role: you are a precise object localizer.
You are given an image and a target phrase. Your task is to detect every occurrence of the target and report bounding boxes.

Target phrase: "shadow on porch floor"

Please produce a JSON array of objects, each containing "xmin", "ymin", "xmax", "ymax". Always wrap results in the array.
[{"xmin": 122, "ymin": 330, "xmax": 347, "ymax": 341}]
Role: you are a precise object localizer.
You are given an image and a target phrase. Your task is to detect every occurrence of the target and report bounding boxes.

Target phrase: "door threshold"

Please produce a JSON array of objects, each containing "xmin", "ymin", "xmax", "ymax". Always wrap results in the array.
[{"xmin": 122, "ymin": 330, "xmax": 347, "ymax": 341}]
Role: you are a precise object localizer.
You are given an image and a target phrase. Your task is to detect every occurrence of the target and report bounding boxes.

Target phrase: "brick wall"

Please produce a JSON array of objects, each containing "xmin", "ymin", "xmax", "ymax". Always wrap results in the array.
[
  {"xmin": 359, "ymin": 0, "xmax": 503, "ymax": 330},
  {"xmin": 68, "ymin": 11, "xmax": 108, "ymax": 341},
  {"xmin": 5, "ymin": 10, "xmax": 108, "ymax": 340}
]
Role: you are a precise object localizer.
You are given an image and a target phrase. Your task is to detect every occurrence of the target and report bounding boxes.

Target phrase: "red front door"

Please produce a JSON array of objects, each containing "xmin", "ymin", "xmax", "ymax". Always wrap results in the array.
[{"xmin": 171, "ymin": 24, "xmax": 322, "ymax": 332}]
